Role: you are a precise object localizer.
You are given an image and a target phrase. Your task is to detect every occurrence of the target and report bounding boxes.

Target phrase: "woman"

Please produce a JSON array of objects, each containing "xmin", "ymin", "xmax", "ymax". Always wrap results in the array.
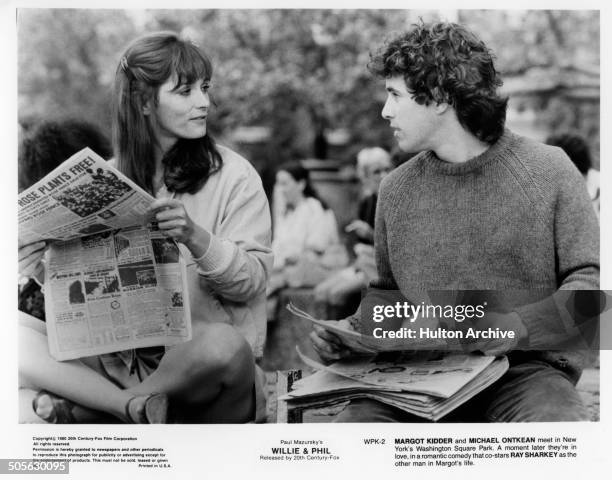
[
  {"xmin": 268, "ymin": 162, "xmax": 344, "ymax": 293},
  {"xmin": 18, "ymin": 32, "xmax": 272, "ymax": 423}
]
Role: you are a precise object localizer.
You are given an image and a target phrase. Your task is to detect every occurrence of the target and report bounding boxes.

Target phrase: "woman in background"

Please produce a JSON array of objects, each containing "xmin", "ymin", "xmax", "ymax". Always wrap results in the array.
[{"xmin": 268, "ymin": 162, "xmax": 345, "ymax": 294}]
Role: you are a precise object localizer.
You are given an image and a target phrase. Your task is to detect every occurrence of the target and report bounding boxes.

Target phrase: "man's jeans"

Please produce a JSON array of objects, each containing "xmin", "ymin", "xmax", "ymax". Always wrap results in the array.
[{"xmin": 334, "ymin": 360, "xmax": 590, "ymax": 422}]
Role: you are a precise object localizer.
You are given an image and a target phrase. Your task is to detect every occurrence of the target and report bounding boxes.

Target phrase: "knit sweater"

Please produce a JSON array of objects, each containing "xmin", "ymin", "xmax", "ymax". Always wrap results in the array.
[{"xmin": 372, "ymin": 130, "xmax": 599, "ymax": 368}]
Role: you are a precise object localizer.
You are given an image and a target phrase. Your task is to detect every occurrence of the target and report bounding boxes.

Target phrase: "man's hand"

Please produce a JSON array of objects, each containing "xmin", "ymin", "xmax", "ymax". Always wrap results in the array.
[
  {"xmin": 310, "ymin": 319, "xmax": 354, "ymax": 364},
  {"xmin": 345, "ymin": 220, "xmax": 374, "ymax": 243},
  {"xmin": 461, "ymin": 311, "xmax": 528, "ymax": 356},
  {"xmin": 353, "ymin": 243, "xmax": 376, "ymax": 280}
]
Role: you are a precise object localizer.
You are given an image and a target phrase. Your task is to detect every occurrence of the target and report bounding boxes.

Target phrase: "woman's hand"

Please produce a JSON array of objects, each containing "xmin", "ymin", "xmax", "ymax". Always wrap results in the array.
[
  {"xmin": 18, "ymin": 241, "xmax": 47, "ymax": 280},
  {"xmin": 147, "ymin": 198, "xmax": 211, "ymax": 257}
]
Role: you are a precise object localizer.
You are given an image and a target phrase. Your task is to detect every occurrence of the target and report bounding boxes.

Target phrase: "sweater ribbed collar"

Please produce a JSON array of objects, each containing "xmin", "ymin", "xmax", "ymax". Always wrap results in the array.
[{"xmin": 422, "ymin": 129, "xmax": 515, "ymax": 176}]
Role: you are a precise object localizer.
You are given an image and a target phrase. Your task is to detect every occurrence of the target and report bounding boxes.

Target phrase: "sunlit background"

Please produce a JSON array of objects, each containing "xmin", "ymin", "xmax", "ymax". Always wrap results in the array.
[{"xmin": 17, "ymin": 9, "xmax": 600, "ymax": 223}]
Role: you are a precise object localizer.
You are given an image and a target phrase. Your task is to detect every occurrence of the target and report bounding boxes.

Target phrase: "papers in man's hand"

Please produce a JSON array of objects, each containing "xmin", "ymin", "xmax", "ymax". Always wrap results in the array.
[
  {"xmin": 287, "ymin": 303, "xmax": 446, "ymax": 353},
  {"xmin": 280, "ymin": 350, "xmax": 509, "ymax": 421},
  {"xmin": 287, "ymin": 303, "xmax": 377, "ymax": 353}
]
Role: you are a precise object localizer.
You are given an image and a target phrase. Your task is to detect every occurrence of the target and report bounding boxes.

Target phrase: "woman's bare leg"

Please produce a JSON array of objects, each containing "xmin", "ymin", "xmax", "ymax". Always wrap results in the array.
[
  {"xmin": 126, "ymin": 322, "xmax": 255, "ymax": 423},
  {"xmin": 19, "ymin": 312, "xmax": 255, "ymax": 423},
  {"xmin": 18, "ymin": 317, "xmax": 132, "ymax": 422}
]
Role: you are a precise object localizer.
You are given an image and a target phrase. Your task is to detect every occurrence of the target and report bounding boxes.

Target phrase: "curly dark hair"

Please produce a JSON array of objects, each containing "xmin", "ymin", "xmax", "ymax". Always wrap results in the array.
[
  {"xmin": 19, "ymin": 118, "xmax": 113, "ymax": 192},
  {"xmin": 546, "ymin": 133, "xmax": 592, "ymax": 174},
  {"xmin": 368, "ymin": 21, "xmax": 508, "ymax": 144}
]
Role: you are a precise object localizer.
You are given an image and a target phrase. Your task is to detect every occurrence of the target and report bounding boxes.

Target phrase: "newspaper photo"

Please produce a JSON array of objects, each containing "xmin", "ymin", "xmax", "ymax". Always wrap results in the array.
[
  {"xmin": 18, "ymin": 148, "xmax": 192, "ymax": 360},
  {"xmin": 19, "ymin": 148, "xmax": 155, "ymax": 244}
]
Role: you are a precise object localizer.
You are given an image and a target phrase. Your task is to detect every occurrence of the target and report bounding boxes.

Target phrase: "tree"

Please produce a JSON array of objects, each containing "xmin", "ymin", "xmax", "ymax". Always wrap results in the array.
[
  {"xmin": 18, "ymin": 9, "xmax": 136, "ymax": 134},
  {"xmin": 18, "ymin": 9, "xmax": 600, "ymax": 167}
]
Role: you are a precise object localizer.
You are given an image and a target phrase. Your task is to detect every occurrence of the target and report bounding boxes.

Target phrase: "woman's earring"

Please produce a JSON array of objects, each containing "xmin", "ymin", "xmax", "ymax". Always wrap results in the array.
[{"xmin": 142, "ymin": 99, "xmax": 151, "ymax": 116}]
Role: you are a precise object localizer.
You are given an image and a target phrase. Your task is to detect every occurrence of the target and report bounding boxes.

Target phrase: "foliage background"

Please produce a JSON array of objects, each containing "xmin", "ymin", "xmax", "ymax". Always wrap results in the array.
[{"xmin": 18, "ymin": 9, "xmax": 600, "ymax": 171}]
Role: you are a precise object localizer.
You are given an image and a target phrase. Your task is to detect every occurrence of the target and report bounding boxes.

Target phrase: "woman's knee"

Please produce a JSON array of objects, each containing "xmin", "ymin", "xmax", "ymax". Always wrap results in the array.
[{"xmin": 187, "ymin": 323, "xmax": 254, "ymax": 388}]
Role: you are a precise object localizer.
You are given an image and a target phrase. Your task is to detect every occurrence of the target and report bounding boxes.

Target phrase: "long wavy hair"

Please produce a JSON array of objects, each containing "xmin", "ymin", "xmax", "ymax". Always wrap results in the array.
[
  {"xmin": 369, "ymin": 21, "xmax": 508, "ymax": 145},
  {"xmin": 112, "ymin": 31, "xmax": 222, "ymax": 194}
]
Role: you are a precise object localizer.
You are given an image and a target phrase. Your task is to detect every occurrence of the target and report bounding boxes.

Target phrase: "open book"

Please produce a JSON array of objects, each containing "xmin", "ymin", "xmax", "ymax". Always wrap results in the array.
[{"xmin": 18, "ymin": 148, "xmax": 192, "ymax": 360}]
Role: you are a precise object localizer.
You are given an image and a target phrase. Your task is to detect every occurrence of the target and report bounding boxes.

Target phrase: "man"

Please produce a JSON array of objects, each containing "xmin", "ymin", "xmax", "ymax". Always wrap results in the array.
[
  {"xmin": 311, "ymin": 21, "xmax": 599, "ymax": 422},
  {"xmin": 345, "ymin": 147, "xmax": 393, "ymax": 245}
]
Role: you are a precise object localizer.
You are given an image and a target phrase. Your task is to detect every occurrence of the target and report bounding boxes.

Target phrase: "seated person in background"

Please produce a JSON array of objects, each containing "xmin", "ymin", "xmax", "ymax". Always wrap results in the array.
[
  {"xmin": 314, "ymin": 147, "xmax": 392, "ymax": 311},
  {"xmin": 268, "ymin": 162, "xmax": 347, "ymax": 294},
  {"xmin": 344, "ymin": 147, "xmax": 392, "ymax": 245},
  {"xmin": 18, "ymin": 118, "xmax": 113, "ymax": 320},
  {"xmin": 546, "ymin": 132, "xmax": 600, "ymax": 219}
]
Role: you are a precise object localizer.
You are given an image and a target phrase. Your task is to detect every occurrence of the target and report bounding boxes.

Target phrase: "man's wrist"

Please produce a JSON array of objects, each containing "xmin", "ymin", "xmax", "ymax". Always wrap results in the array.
[{"xmin": 509, "ymin": 311, "xmax": 529, "ymax": 345}]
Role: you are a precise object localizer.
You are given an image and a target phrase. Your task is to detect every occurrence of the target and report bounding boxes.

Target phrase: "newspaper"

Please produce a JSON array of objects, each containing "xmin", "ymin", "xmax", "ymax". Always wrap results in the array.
[
  {"xmin": 295, "ymin": 348, "xmax": 497, "ymax": 398},
  {"xmin": 283, "ymin": 304, "xmax": 509, "ymax": 420},
  {"xmin": 18, "ymin": 148, "xmax": 192, "ymax": 360},
  {"xmin": 280, "ymin": 351, "xmax": 509, "ymax": 422},
  {"xmin": 278, "ymin": 358, "xmax": 508, "ymax": 422},
  {"xmin": 287, "ymin": 302, "xmax": 447, "ymax": 352}
]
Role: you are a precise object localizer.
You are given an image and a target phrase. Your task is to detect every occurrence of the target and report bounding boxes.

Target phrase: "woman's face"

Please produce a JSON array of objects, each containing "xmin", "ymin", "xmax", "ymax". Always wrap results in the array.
[
  {"xmin": 275, "ymin": 170, "xmax": 305, "ymax": 207},
  {"xmin": 146, "ymin": 75, "xmax": 211, "ymax": 152}
]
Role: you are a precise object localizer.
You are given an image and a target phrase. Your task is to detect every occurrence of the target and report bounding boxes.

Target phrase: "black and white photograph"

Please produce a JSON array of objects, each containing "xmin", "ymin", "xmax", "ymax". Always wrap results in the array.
[
  {"xmin": 117, "ymin": 261, "xmax": 157, "ymax": 289},
  {"xmin": 84, "ymin": 272, "xmax": 120, "ymax": 298},
  {"xmin": 68, "ymin": 280, "xmax": 85, "ymax": 305},
  {"xmin": 151, "ymin": 237, "xmax": 180, "ymax": 264},
  {"xmin": 51, "ymin": 174, "xmax": 131, "ymax": 217},
  {"xmin": 6, "ymin": 2, "xmax": 610, "ymax": 479}
]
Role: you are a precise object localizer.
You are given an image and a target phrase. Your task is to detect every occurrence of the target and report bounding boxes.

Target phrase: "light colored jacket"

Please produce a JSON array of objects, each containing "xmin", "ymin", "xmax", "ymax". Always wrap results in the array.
[{"xmin": 272, "ymin": 196, "xmax": 340, "ymax": 269}]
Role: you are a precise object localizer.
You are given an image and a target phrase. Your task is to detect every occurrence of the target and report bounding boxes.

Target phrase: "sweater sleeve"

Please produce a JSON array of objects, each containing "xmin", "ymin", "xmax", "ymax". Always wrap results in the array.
[
  {"xmin": 516, "ymin": 153, "xmax": 599, "ymax": 346},
  {"xmin": 554, "ymin": 155, "xmax": 600, "ymax": 289},
  {"xmin": 194, "ymin": 168, "xmax": 273, "ymax": 302},
  {"xmin": 369, "ymin": 181, "xmax": 399, "ymax": 291}
]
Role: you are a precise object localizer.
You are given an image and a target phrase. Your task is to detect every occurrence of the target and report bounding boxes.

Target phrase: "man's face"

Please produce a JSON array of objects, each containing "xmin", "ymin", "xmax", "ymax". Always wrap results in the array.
[
  {"xmin": 381, "ymin": 75, "xmax": 440, "ymax": 152},
  {"xmin": 362, "ymin": 159, "xmax": 392, "ymax": 194}
]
